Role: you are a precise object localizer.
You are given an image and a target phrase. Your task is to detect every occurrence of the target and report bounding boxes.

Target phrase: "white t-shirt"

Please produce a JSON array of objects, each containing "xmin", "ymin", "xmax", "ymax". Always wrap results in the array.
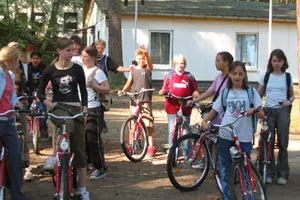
[
  {"xmin": 213, "ymin": 88, "xmax": 262, "ymax": 142},
  {"xmin": 71, "ymin": 55, "xmax": 83, "ymax": 67},
  {"xmin": 82, "ymin": 66, "xmax": 107, "ymax": 108},
  {"xmin": 259, "ymin": 72, "xmax": 293, "ymax": 108}
]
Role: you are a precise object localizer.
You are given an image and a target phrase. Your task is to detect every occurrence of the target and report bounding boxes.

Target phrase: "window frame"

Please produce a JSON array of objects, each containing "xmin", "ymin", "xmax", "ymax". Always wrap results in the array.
[
  {"xmin": 64, "ymin": 12, "xmax": 78, "ymax": 31},
  {"xmin": 235, "ymin": 32, "xmax": 259, "ymax": 70},
  {"xmin": 148, "ymin": 30, "xmax": 173, "ymax": 70}
]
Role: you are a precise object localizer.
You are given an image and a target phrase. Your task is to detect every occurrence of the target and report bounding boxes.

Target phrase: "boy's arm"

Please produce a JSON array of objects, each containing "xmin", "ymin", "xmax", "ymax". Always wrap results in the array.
[
  {"xmin": 158, "ymin": 74, "xmax": 169, "ymax": 95},
  {"xmin": 120, "ymin": 73, "xmax": 133, "ymax": 93},
  {"xmin": 140, "ymin": 45, "xmax": 153, "ymax": 72}
]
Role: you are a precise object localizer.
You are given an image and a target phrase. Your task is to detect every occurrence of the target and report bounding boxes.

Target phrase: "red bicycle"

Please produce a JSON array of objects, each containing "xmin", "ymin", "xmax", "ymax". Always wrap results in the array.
[
  {"xmin": 119, "ymin": 88, "xmax": 154, "ymax": 162},
  {"xmin": 214, "ymin": 111, "xmax": 267, "ymax": 200},
  {"xmin": 30, "ymin": 111, "xmax": 99, "ymax": 200}
]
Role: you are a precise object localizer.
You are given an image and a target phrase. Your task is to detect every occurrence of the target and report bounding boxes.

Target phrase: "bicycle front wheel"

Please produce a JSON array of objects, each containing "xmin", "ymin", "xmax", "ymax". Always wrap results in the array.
[
  {"xmin": 209, "ymin": 142, "xmax": 222, "ymax": 194},
  {"xmin": 60, "ymin": 154, "xmax": 70, "ymax": 200},
  {"xmin": 167, "ymin": 134, "xmax": 210, "ymax": 191},
  {"xmin": 32, "ymin": 118, "xmax": 39, "ymax": 154},
  {"xmin": 229, "ymin": 159, "xmax": 267, "ymax": 200},
  {"xmin": 120, "ymin": 116, "xmax": 148, "ymax": 162},
  {"xmin": 257, "ymin": 133, "xmax": 268, "ymax": 185}
]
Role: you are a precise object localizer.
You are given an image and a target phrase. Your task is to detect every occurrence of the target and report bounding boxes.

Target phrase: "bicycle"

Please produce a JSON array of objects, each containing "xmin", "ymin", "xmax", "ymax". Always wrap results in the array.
[
  {"xmin": 166, "ymin": 102, "xmax": 222, "ymax": 192},
  {"xmin": 213, "ymin": 111, "xmax": 267, "ymax": 200},
  {"xmin": 255, "ymin": 103, "xmax": 282, "ymax": 185},
  {"xmin": 30, "ymin": 111, "xmax": 100, "ymax": 200},
  {"xmin": 119, "ymin": 88, "xmax": 154, "ymax": 162},
  {"xmin": 0, "ymin": 109, "xmax": 30, "ymax": 199}
]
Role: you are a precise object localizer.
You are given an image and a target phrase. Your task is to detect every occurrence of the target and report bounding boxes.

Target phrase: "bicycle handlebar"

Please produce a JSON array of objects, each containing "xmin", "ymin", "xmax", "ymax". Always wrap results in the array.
[
  {"xmin": 164, "ymin": 93, "xmax": 193, "ymax": 100},
  {"xmin": 0, "ymin": 109, "xmax": 31, "ymax": 116},
  {"xmin": 119, "ymin": 88, "xmax": 154, "ymax": 97},
  {"xmin": 28, "ymin": 112, "xmax": 101, "ymax": 119}
]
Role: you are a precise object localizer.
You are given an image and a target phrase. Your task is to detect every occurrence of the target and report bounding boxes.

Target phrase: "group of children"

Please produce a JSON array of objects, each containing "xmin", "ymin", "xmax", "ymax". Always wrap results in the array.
[
  {"xmin": 119, "ymin": 47, "xmax": 293, "ymax": 200},
  {"xmin": 0, "ymin": 37, "xmax": 293, "ymax": 200}
]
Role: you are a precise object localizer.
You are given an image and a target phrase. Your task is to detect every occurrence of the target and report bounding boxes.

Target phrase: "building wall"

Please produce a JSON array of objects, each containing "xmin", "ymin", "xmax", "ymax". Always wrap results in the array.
[{"xmin": 121, "ymin": 16, "xmax": 297, "ymax": 83}]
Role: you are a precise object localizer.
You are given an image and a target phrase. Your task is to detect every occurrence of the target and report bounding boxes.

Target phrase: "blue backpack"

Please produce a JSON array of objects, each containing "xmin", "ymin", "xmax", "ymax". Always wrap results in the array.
[{"xmin": 221, "ymin": 86, "xmax": 258, "ymax": 141}]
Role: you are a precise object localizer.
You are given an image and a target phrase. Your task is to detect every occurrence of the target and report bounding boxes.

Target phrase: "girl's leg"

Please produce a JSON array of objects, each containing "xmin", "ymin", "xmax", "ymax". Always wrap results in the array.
[
  {"xmin": 218, "ymin": 137, "xmax": 233, "ymax": 200},
  {"xmin": 264, "ymin": 108, "xmax": 276, "ymax": 179},
  {"xmin": 1, "ymin": 120, "xmax": 26, "ymax": 200},
  {"xmin": 276, "ymin": 106, "xmax": 291, "ymax": 180},
  {"xmin": 167, "ymin": 114, "xmax": 177, "ymax": 151}
]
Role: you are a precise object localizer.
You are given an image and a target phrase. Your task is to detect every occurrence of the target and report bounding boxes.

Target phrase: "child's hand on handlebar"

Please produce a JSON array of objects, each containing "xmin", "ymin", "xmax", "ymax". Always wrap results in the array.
[
  {"xmin": 15, "ymin": 101, "xmax": 24, "ymax": 109},
  {"xmin": 201, "ymin": 121, "xmax": 209, "ymax": 131},
  {"xmin": 158, "ymin": 89, "xmax": 164, "ymax": 96},
  {"xmin": 118, "ymin": 90, "xmax": 125, "ymax": 96}
]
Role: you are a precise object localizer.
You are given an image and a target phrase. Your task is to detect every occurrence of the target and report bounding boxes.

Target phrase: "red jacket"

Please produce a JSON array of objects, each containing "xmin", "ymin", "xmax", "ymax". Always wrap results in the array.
[{"xmin": 160, "ymin": 71, "xmax": 198, "ymax": 115}]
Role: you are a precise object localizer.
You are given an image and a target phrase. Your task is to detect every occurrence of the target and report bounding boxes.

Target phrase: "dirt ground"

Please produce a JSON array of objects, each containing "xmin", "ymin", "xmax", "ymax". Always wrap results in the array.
[{"xmin": 20, "ymin": 93, "xmax": 300, "ymax": 200}]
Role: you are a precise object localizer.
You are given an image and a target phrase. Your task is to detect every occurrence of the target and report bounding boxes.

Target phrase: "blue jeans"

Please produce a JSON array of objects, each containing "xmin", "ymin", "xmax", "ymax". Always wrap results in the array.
[
  {"xmin": 0, "ymin": 119, "xmax": 26, "ymax": 200},
  {"xmin": 167, "ymin": 114, "xmax": 190, "ymax": 150},
  {"xmin": 218, "ymin": 137, "xmax": 252, "ymax": 200}
]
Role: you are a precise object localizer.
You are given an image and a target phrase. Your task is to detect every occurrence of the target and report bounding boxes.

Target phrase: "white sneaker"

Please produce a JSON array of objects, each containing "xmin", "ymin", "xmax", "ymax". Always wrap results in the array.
[
  {"xmin": 277, "ymin": 177, "xmax": 287, "ymax": 185},
  {"xmin": 191, "ymin": 160, "xmax": 205, "ymax": 169},
  {"xmin": 44, "ymin": 156, "xmax": 56, "ymax": 170},
  {"xmin": 81, "ymin": 191, "xmax": 90, "ymax": 200},
  {"xmin": 23, "ymin": 168, "xmax": 34, "ymax": 181},
  {"xmin": 90, "ymin": 169, "xmax": 105, "ymax": 180}
]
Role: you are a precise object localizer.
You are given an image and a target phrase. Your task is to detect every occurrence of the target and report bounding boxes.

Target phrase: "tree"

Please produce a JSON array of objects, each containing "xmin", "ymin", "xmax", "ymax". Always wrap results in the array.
[
  {"xmin": 297, "ymin": 0, "xmax": 300, "ymax": 89},
  {"xmin": 107, "ymin": 0, "xmax": 127, "ymax": 86}
]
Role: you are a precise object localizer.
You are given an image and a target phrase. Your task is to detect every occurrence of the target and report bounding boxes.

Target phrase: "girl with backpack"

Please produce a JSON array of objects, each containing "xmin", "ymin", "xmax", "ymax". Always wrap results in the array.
[
  {"xmin": 159, "ymin": 54, "xmax": 199, "ymax": 151},
  {"xmin": 258, "ymin": 49, "xmax": 294, "ymax": 185},
  {"xmin": 201, "ymin": 61, "xmax": 264, "ymax": 200}
]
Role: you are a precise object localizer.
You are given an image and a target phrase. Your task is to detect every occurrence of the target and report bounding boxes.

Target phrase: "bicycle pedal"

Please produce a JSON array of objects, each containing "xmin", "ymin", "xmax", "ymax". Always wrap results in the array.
[{"xmin": 22, "ymin": 161, "xmax": 29, "ymax": 168}]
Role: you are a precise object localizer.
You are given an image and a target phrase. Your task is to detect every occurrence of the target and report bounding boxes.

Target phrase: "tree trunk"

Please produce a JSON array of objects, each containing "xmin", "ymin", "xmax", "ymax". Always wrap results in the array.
[
  {"xmin": 297, "ymin": 0, "xmax": 300, "ymax": 93},
  {"xmin": 107, "ymin": 0, "xmax": 126, "ymax": 86}
]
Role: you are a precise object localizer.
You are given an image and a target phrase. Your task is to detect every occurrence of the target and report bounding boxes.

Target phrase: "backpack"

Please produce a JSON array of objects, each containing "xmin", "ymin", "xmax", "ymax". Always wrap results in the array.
[
  {"xmin": 263, "ymin": 71, "xmax": 291, "ymax": 99},
  {"xmin": 221, "ymin": 86, "xmax": 258, "ymax": 142},
  {"xmin": 96, "ymin": 55, "xmax": 109, "ymax": 77}
]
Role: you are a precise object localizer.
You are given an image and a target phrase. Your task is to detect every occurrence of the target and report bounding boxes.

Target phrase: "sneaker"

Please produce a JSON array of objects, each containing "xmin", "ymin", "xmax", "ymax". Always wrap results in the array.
[
  {"xmin": 277, "ymin": 177, "xmax": 287, "ymax": 185},
  {"xmin": 44, "ymin": 155, "xmax": 56, "ymax": 170},
  {"xmin": 90, "ymin": 169, "xmax": 105, "ymax": 180},
  {"xmin": 80, "ymin": 191, "xmax": 90, "ymax": 200},
  {"xmin": 147, "ymin": 146, "xmax": 156, "ymax": 157},
  {"xmin": 23, "ymin": 168, "xmax": 34, "ymax": 181},
  {"xmin": 191, "ymin": 160, "xmax": 205, "ymax": 169},
  {"xmin": 266, "ymin": 176, "xmax": 273, "ymax": 184}
]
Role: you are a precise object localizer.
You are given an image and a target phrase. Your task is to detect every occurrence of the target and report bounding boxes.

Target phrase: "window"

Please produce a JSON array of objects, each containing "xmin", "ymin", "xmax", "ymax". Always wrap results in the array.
[
  {"xmin": 149, "ymin": 31, "xmax": 173, "ymax": 70},
  {"xmin": 236, "ymin": 33, "xmax": 258, "ymax": 69},
  {"xmin": 64, "ymin": 13, "xmax": 78, "ymax": 30}
]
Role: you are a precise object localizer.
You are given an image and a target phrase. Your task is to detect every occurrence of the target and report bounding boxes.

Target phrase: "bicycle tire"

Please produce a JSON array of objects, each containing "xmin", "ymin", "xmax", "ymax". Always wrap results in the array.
[
  {"xmin": 120, "ymin": 116, "xmax": 148, "ymax": 162},
  {"xmin": 209, "ymin": 142, "xmax": 222, "ymax": 194},
  {"xmin": 167, "ymin": 133, "xmax": 210, "ymax": 191},
  {"xmin": 32, "ymin": 118, "xmax": 39, "ymax": 154},
  {"xmin": 258, "ymin": 135, "xmax": 268, "ymax": 185},
  {"xmin": 170, "ymin": 123, "xmax": 182, "ymax": 167},
  {"xmin": 228, "ymin": 159, "xmax": 267, "ymax": 200},
  {"xmin": 60, "ymin": 154, "xmax": 70, "ymax": 200}
]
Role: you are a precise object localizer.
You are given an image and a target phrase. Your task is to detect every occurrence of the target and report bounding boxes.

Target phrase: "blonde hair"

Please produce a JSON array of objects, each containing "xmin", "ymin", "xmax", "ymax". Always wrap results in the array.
[
  {"xmin": 172, "ymin": 54, "xmax": 187, "ymax": 67},
  {"xmin": 134, "ymin": 48, "xmax": 146, "ymax": 58},
  {"xmin": 0, "ymin": 46, "xmax": 19, "ymax": 68},
  {"xmin": 94, "ymin": 39, "xmax": 106, "ymax": 47}
]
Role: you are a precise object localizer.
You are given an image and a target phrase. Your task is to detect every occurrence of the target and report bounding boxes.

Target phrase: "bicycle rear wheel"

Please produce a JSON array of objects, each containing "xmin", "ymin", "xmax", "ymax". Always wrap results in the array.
[
  {"xmin": 167, "ymin": 134, "xmax": 210, "ymax": 191},
  {"xmin": 229, "ymin": 159, "xmax": 267, "ymax": 200},
  {"xmin": 32, "ymin": 118, "xmax": 39, "ymax": 154},
  {"xmin": 120, "ymin": 116, "xmax": 148, "ymax": 162},
  {"xmin": 257, "ymin": 135, "xmax": 268, "ymax": 185},
  {"xmin": 60, "ymin": 154, "xmax": 70, "ymax": 200}
]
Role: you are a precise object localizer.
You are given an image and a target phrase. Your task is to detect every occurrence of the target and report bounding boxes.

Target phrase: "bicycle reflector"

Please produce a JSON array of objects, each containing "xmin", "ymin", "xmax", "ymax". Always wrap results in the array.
[{"xmin": 60, "ymin": 138, "xmax": 69, "ymax": 151}]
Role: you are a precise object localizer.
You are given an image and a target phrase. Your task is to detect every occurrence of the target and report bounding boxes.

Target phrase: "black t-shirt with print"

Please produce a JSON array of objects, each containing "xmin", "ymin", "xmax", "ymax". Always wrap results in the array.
[{"xmin": 37, "ymin": 63, "xmax": 87, "ymax": 107}]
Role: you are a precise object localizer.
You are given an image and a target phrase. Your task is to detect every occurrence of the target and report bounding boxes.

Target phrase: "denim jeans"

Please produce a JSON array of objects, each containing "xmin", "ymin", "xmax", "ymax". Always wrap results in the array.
[
  {"xmin": 0, "ymin": 119, "xmax": 26, "ymax": 200},
  {"xmin": 218, "ymin": 137, "xmax": 252, "ymax": 200},
  {"xmin": 264, "ymin": 106, "xmax": 291, "ymax": 179},
  {"xmin": 167, "ymin": 114, "xmax": 190, "ymax": 150}
]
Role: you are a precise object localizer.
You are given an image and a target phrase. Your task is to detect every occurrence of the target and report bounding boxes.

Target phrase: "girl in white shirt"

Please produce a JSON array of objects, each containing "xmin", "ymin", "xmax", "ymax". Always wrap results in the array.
[
  {"xmin": 201, "ymin": 61, "xmax": 264, "ymax": 200},
  {"xmin": 258, "ymin": 49, "xmax": 294, "ymax": 185},
  {"xmin": 81, "ymin": 46, "xmax": 110, "ymax": 180}
]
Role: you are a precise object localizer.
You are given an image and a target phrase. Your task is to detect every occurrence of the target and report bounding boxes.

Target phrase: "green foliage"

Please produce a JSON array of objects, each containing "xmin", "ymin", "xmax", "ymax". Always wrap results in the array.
[{"xmin": 0, "ymin": 0, "xmax": 82, "ymax": 64}]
